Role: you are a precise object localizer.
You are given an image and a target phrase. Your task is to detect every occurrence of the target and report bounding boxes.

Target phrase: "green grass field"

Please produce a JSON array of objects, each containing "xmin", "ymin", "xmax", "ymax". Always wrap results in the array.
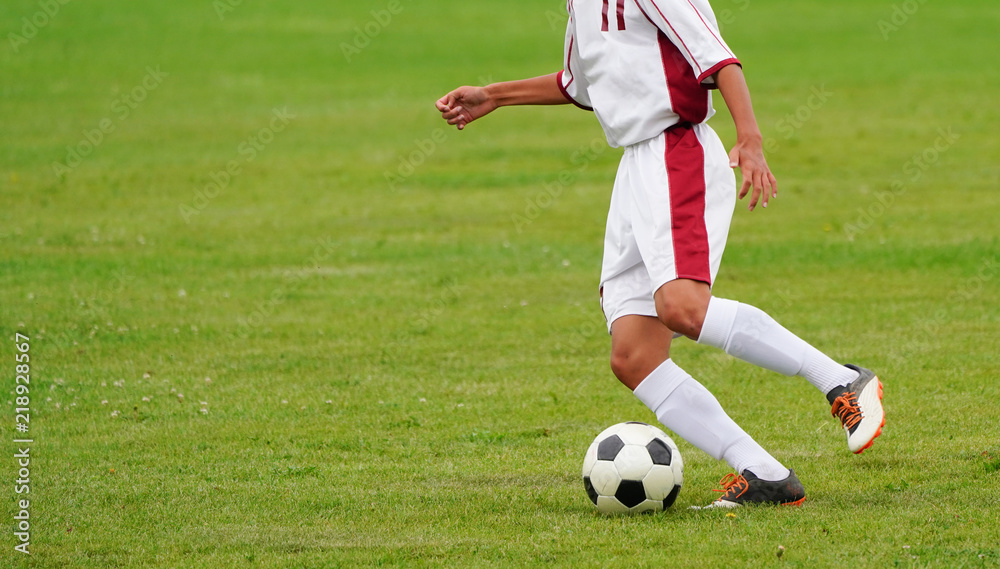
[{"xmin": 3, "ymin": 0, "xmax": 1000, "ymax": 567}]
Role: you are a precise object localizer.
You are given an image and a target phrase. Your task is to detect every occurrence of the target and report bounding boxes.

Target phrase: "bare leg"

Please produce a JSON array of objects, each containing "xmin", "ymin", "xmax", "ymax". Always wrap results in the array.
[
  {"xmin": 653, "ymin": 278, "xmax": 711, "ymax": 340},
  {"xmin": 609, "ymin": 315, "xmax": 673, "ymax": 390},
  {"xmin": 610, "ymin": 313, "xmax": 789, "ymax": 480}
]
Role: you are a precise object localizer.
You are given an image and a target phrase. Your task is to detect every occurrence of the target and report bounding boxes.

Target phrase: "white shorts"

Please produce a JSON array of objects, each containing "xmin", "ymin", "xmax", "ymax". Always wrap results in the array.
[{"xmin": 600, "ymin": 122, "xmax": 736, "ymax": 332}]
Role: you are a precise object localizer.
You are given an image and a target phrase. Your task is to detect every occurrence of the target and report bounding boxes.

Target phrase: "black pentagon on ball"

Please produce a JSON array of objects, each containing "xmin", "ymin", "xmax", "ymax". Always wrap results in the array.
[
  {"xmin": 597, "ymin": 435, "xmax": 625, "ymax": 461},
  {"xmin": 664, "ymin": 485, "xmax": 681, "ymax": 509},
  {"xmin": 646, "ymin": 438, "xmax": 673, "ymax": 465},
  {"xmin": 583, "ymin": 477, "xmax": 599, "ymax": 505},
  {"xmin": 615, "ymin": 479, "xmax": 647, "ymax": 509}
]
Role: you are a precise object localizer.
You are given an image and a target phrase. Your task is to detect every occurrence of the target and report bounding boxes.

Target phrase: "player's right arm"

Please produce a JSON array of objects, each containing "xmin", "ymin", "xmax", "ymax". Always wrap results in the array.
[{"xmin": 436, "ymin": 72, "xmax": 569, "ymax": 131}]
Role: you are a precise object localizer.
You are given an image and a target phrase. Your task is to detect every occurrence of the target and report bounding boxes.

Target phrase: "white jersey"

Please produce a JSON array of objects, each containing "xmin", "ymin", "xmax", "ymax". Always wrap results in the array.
[{"xmin": 558, "ymin": 0, "xmax": 740, "ymax": 148}]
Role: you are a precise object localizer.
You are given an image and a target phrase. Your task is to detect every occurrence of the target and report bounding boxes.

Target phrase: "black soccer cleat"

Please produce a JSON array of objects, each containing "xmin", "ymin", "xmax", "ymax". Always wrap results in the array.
[
  {"xmin": 694, "ymin": 469, "xmax": 805, "ymax": 509},
  {"xmin": 827, "ymin": 364, "xmax": 885, "ymax": 454}
]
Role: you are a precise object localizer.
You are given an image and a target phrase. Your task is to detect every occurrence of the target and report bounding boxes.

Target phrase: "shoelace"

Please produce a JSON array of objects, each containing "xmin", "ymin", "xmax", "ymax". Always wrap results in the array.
[
  {"xmin": 713, "ymin": 473, "xmax": 749, "ymax": 500},
  {"xmin": 831, "ymin": 391, "xmax": 862, "ymax": 429}
]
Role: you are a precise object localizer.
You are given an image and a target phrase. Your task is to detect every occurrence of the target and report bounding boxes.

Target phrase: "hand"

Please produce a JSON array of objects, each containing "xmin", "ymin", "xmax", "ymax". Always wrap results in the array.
[
  {"xmin": 728, "ymin": 136, "xmax": 778, "ymax": 211},
  {"xmin": 435, "ymin": 86, "xmax": 497, "ymax": 131}
]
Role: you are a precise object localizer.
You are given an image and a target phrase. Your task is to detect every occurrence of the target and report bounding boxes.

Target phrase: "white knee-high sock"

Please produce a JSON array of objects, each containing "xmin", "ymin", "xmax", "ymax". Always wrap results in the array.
[
  {"xmin": 698, "ymin": 297, "xmax": 859, "ymax": 395},
  {"xmin": 633, "ymin": 360, "xmax": 789, "ymax": 481}
]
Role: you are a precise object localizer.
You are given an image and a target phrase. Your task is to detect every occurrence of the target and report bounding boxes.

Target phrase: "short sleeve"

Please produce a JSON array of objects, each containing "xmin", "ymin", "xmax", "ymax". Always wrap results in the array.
[
  {"xmin": 635, "ymin": 0, "xmax": 740, "ymax": 86},
  {"xmin": 558, "ymin": 14, "xmax": 594, "ymax": 111}
]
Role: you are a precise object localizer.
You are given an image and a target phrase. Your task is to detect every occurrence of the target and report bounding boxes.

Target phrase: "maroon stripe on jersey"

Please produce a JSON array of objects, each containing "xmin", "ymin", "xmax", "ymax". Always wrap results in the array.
[
  {"xmin": 616, "ymin": 0, "xmax": 626, "ymax": 30},
  {"xmin": 657, "ymin": 31, "xmax": 709, "ymax": 124},
  {"xmin": 633, "ymin": 0, "xmax": 655, "ymax": 24},
  {"xmin": 564, "ymin": 35, "xmax": 575, "ymax": 89},
  {"xmin": 645, "ymin": 0, "xmax": 703, "ymax": 74},
  {"xmin": 558, "ymin": 35, "xmax": 594, "ymax": 111},
  {"xmin": 665, "ymin": 125, "xmax": 711, "ymax": 284},
  {"xmin": 602, "ymin": 0, "xmax": 610, "ymax": 31},
  {"xmin": 556, "ymin": 70, "xmax": 594, "ymax": 111}
]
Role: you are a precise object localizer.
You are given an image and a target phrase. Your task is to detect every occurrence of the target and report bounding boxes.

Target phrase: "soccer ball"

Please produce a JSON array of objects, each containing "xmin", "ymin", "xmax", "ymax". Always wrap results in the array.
[{"xmin": 582, "ymin": 422, "xmax": 683, "ymax": 514}]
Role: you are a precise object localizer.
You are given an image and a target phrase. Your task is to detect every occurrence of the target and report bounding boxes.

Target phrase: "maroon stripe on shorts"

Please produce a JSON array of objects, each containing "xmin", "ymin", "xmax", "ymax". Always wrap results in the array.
[{"xmin": 665, "ymin": 125, "xmax": 711, "ymax": 284}]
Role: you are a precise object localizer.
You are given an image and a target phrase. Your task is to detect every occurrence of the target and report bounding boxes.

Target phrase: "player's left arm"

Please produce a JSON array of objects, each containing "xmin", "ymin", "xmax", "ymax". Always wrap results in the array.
[
  {"xmin": 714, "ymin": 63, "xmax": 778, "ymax": 211},
  {"xmin": 436, "ymin": 72, "xmax": 570, "ymax": 131}
]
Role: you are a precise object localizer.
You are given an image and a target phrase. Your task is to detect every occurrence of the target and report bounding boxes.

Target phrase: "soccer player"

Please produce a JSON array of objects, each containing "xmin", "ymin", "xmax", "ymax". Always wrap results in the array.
[{"xmin": 436, "ymin": 0, "xmax": 884, "ymax": 508}]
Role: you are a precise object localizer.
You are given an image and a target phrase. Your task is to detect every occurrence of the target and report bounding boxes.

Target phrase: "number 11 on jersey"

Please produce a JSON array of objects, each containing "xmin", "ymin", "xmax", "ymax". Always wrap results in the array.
[{"xmin": 602, "ymin": 0, "xmax": 627, "ymax": 32}]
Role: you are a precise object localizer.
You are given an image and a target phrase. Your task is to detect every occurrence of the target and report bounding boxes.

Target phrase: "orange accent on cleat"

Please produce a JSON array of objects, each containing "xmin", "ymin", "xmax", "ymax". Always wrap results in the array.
[
  {"xmin": 852, "ymin": 380, "xmax": 885, "ymax": 455},
  {"xmin": 697, "ymin": 470, "xmax": 806, "ymax": 508},
  {"xmin": 835, "ymin": 366, "xmax": 885, "ymax": 454}
]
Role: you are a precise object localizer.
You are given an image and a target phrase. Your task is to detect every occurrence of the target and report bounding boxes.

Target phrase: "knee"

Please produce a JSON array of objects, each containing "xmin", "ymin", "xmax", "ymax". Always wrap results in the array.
[
  {"xmin": 655, "ymin": 302, "xmax": 705, "ymax": 338},
  {"xmin": 654, "ymin": 283, "xmax": 711, "ymax": 339},
  {"xmin": 610, "ymin": 344, "xmax": 665, "ymax": 390},
  {"xmin": 609, "ymin": 349, "xmax": 634, "ymax": 384}
]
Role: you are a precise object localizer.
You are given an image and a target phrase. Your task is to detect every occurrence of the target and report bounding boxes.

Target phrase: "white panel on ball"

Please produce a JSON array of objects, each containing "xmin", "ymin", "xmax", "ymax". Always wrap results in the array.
[
  {"xmin": 581, "ymin": 442, "xmax": 599, "ymax": 477},
  {"xmin": 633, "ymin": 499, "xmax": 664, "ymax": 514},
  {"xmin": 616, "ymin": 422, "xmax": 658, "ymax": 445},
  {"xmin": 642, "ymin": 464, "xmax": 677, "ymax": 500},
  {"xmin": 595, "ymin": 495, "xmax": 629, "ymax": 514},
  {"xmin": 613, "ymin": 445, "xmax": 654, "ymax": 480},
  {"xmin": 588, "ymin": 459, "xmax": 622, "ymax": 497}
]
